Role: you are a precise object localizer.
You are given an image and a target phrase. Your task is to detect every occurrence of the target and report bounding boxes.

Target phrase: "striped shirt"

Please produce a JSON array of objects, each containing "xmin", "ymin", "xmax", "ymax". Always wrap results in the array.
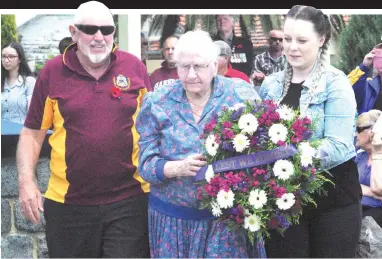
[{"xmin": 253, "ymin": 51, "xmax": 285, "ymax": 76}]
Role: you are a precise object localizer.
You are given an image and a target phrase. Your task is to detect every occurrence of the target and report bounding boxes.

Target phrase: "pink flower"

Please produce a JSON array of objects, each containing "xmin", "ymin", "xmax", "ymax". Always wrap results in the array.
[
  {"xmin": 222, "ymin": 128, "xmax": 234, "ymax": 140},
  {"xmin": 204, "ymin": 120, "xmax": 216, "ymax": 133},
  {"xmin": 222, "ymin": 121, "xmax": 233, "ymax": 128},
  {"xmin": 277, "ymin": 140, "xmax": 286, "ymax": 146},
  {"xmin": 252, "ymin": 180, "xmax": 260, "ymax": 187},
  {"xmin": 311, "ymin": 168, "xmax": 316, "ymax": 175},
  {"xmin": 303, "ymin": 117, "xmax": 311, "ymax": 125}
]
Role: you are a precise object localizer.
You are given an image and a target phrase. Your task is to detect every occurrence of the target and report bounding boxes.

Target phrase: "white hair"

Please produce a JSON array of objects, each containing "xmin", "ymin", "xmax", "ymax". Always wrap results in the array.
[
  {"xmin": 73, "ymin": 1, "xmax": 114, "ymax": 25},
  {"xmin": 174, "ymin": 30, "xmax": 220, "ymax": 63}
]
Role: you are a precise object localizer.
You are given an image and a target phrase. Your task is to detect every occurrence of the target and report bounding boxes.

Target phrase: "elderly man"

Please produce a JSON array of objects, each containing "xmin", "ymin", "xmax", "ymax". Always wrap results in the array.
[
  {"xmin": 214, "ymin": 40, "xmax": 250, "ymax": 83},
  {"xmin": 149, "ymin": 35, "xmax": 179, "ymax": 90},
  {"xmin": 212, "ymin": 15, "xmax": 254, "ymax": 77},
  {"xmin": 16, "ymin": 1, "xmax": 151, "ymax": 258},
  {"xmin": 252, "ymin": 29, "xmax": 285, "ymax": 85}
]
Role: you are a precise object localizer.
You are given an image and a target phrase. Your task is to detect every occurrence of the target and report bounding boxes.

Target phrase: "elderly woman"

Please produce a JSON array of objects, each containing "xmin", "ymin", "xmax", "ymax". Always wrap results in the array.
[
  {"xmin": 260, "ymin": 5, "xmax": 361, "ymax": 258},
  {"xmin": 136, "ymin": 30, "xmax": 264, "ymax": 258},
  {"xmin": 355, "ymin": 109, "xmax": 382, "ymax": 227}
]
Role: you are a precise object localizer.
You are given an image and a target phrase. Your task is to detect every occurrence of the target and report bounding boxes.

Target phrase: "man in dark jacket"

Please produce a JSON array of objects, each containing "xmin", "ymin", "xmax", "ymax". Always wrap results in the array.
[{"xmin": 212, "ymin": 15, "xmax": 253, "ymax": 77}]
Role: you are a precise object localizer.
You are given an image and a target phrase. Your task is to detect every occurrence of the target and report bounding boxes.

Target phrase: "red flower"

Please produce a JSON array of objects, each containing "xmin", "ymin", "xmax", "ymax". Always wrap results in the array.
[{"xmin": 110, "ymin": 87, "xmax": 122, "ymax": 99}]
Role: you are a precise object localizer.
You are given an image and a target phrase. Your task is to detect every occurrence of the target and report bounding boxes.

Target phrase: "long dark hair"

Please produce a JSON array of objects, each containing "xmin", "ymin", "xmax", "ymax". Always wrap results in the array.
[{"xmin": 1, "ymin": 42, "xmax": 32, "ymax": 92}]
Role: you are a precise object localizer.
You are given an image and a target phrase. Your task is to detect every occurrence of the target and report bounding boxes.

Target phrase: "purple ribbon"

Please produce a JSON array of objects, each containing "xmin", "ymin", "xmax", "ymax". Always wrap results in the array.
[{"xmin": 194, "ymin": 144, "xmax": 298, "ymax": 181}]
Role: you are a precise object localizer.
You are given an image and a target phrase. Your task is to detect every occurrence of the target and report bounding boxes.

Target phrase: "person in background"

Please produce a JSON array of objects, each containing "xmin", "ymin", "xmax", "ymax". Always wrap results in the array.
[
  {"xmin": 355, "ymin": 109, "xmax": 382, "ymax": 227},
  {"xmin": 149, "ymin": 35, "xmax": 179, "ymax": 90},
  {"xmin": 1, "ymin": 42, "xmax": 36, "ymax": 124},
  {"xmin": 212, "ymin": 14, "xmax": 253, "ymax": 77},
  {"xmin": 252, "ymin": 29, "xmax": 285, "ymax": 85},
  {"xmin": 260, "ymin": 5, "xmax": 361, "ymax": 257},
  {"xmin": 348, "ymin": 43, "xmax": 382, "ymax": 114},
  {"xmin": 214, "ymin": 40, "xmax": 250, "ymax": 83},
  {"xmin": 58, "ymin": 37, "xmax": 73, "ymax": 54},
  {"xmin": 16, "ymin": 1, "xmax": 151, "ymax": 257},
  {"xmin": 136, "ymin": 30, "xmax": 264, "ymax": 258},
  {"xmin": 141, "ymin": 32, "xmax": 148, "ymax": 66}
]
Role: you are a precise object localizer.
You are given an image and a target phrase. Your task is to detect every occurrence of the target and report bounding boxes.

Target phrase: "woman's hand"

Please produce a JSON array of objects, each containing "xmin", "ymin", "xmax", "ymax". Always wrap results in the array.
[{"xmin": 164, "ymin": 154, "xmax": 207, "ymax": 178}]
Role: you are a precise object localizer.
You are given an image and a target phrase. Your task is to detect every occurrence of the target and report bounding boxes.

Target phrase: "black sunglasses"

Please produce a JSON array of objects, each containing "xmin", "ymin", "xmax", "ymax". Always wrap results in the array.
[
  {"xmin": 75, "ymin": 24, "xmax": 115, "ymax": 35},
  {"xmin": 270, "ymin": 37, "xmax": 283, "ymax": 42},
  {"xmin": 356, "ymin": 125, "xmax": 372, "ymax": 133}
]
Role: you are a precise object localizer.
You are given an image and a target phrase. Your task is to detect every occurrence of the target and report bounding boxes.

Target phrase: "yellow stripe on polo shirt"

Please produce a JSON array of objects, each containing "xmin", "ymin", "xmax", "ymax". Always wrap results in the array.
[
  {"xmin": 44, "ymin": 97, "xmax": 69, "ymax": 203},
  {"xmin": 132, "ymin": 88, "xmax": 150, "ymax": 193}
]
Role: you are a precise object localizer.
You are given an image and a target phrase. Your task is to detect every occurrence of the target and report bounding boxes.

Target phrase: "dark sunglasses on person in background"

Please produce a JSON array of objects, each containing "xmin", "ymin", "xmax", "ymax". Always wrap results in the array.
[
  {"xmin": 270, "ymin": 37, "xmax": 283, "ymax": 42},
  {"xmin": 356, "ymin": 125, "xmax": 372, "ymax": 134},
  {"xmin": 142, "ymin": 41, "xmax": 148, "ymax": 46},
  {"xmin": 75, "ymin": 24, "xmax": 115, "ymax": 35}
]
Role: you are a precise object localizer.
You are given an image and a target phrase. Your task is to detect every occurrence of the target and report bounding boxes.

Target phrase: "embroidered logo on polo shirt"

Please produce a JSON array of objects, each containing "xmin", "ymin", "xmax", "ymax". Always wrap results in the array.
[{"xmin": 113, "ymin": 75, "xmax": 130, "ymax": 91}]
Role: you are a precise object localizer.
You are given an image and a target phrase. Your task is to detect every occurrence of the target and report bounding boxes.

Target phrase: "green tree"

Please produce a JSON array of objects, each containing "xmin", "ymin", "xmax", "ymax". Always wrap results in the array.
[
  {"xmin": 1, "ymin": 14, "xmax": 18, "ymax": 48},
  {"xmin": 336, "ymin": 15, "xmax": 382, "ymax": 74}
]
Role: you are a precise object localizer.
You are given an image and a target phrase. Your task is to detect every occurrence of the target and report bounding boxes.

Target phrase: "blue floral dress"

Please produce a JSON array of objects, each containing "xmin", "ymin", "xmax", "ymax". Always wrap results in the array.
[{"xmin": 136, "ymin": 75, "xmax": 266, "ymax": 258}]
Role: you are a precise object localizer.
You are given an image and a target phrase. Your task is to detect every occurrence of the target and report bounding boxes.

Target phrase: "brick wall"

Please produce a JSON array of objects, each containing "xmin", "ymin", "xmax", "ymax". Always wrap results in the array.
[{"xmin": 1, "ymin": 136, "xmax": 51, "ymax": 258}]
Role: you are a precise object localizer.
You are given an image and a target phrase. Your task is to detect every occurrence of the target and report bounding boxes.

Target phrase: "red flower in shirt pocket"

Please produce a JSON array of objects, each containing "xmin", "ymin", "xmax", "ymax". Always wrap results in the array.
[{"xmin": 110, "ymin": 86, "xmax": 122, "ymax": 99}]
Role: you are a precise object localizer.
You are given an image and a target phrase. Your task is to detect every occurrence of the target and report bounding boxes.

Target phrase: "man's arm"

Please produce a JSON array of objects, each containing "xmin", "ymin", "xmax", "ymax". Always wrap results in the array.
[{"xmin": 17, "ymin": 127, "xmax": 48, "ymax": 224}]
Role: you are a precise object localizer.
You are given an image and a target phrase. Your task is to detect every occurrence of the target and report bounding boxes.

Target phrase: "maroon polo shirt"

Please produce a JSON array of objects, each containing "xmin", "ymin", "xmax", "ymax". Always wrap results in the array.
[
  {"xmin": 24, "ymin": 43, "xmax": 151, "ymax": 205},
  {"xmin": 149, "ymin": 61, "xmax": 179, "ymax": 90}
]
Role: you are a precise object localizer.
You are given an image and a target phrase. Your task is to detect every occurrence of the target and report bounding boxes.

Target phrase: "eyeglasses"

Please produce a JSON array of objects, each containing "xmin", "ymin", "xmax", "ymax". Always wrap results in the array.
[
  {"xmin": 270, "ymin": 37, "xmax": 283, "ymax": 42},
  {"xmin": 178, "ymin": 61, "xmax": 212, "ymax": 73},
  {"xmin": 75, "ymin": 24, "xmax": 115, "ymax": 36},
  {"xmin": 356, "ymin": 125, "xmax": 372, "ymax": 133},
  {"xmin": 1, "ymin": 55, "xmax": 18, "ymax": 61}
]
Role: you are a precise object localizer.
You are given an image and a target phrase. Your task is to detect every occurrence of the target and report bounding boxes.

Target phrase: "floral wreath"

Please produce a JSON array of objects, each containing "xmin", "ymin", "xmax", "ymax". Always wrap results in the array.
[{"xmin": 196, "ymin": 99, "xmax": 332, "ymax": 244}]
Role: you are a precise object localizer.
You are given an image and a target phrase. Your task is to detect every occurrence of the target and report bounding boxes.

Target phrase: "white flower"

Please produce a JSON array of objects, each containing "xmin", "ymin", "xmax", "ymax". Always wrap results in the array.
[
  {"xmin": 238, "ymin": 113, "xmax": 259, "ymax": 134},
  {"xmin": 300, "ymin": 154, "xmax": 313, "ymax": 167},
  {"xmin": 244, "ymin": 214, "xmax": 261, "ymax": 232},
  {"xmin": 205, "ymin": 165, "xmax": 215, "ymax": 183},
  {"xmin": 233, "ymin": 134, "xmax": 250, "ymax": 153},
  {"xmin": 205, "ymin": 134, "xmax": 219, "ymax": 156},
  {"xmin": 211, "ymin": 200, "xmax": 222, "ymax": 217},
  {"xmin": 273, "ymin": 160, "xmax": 294, "ymax": 180},
  {"xmin": 298, "ymin": 142, "xmax": 316, "ymax": 167},
  {"xmin": 276, "ymin": 105, "xmax": 295, "ymax": 121},
  {"xmin": 268, "ymin": 124, "xmax": 288, "ymax": 144},
  {"xmin": 248, "ymin": 189, "xmax": 268, "ymax": 209},
  {"xmin": 299, "ymin": 142, "xmax": 316, "ymax": 157},
  {"xmin": 276, "ymin": 193, "xmax": 296, "ymax": 210},
  {"xmin": 229, "ymin": 103, "xmax": 246, "ymax": 111},
  {"xmin": 216, "ymin": 189, "xmax": 235, "ymax": 209}
]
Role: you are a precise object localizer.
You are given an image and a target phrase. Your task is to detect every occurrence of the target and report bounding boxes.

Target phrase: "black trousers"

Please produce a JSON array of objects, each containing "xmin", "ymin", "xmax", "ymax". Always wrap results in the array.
[
  {"xmin": 265, "ymin": 201, "xmax": 362, "ymax": 258},
  {"xmin": 44, "ymin": 194, "xmax": 149, "ymax": 258},
  {"xmin": 362, "ymin": 205, "xmax": 382, "ymax": 227}
]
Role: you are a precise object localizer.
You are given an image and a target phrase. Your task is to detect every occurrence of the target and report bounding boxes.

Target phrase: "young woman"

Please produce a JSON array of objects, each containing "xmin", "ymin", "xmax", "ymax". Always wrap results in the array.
[
  {"xmin": 260, "ymin": 5, "xmax": 361, "ymax": 257},
  {"xmin": 1, "ymin": 42, "xmax": 36, "ymax": 124}
]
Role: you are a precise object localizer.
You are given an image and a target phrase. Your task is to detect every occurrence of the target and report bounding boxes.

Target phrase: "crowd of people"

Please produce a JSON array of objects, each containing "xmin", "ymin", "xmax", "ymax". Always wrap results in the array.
[{"xmin": 1, "ymin": 1, "xmax": 382, "ymax": 258}]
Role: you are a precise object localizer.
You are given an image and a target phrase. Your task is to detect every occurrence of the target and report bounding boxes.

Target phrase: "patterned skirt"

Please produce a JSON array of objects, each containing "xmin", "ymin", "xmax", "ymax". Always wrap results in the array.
[{"xmin": 148, "ymin": 207, "xmax": 266, "ymax": 258}]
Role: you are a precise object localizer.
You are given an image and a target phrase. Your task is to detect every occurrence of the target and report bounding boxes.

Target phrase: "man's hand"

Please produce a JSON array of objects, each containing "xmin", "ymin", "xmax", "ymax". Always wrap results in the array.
[
  {"xmin": 363, "ymin": 48, "xmax": 377, "ymax": 67},
  {"xmin": 252, "ymin": 72, "xmax": 265, "ymax": 80},
  {"xmin": 19, "ymin": 178, "xmax": 43, "ymax": 224}
]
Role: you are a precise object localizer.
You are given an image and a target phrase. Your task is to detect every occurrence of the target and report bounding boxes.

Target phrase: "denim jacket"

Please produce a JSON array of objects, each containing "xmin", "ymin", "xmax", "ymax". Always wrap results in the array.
[{"xmin": 260, "ymin": 64, "xmax": 357, "ymax": 170}]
